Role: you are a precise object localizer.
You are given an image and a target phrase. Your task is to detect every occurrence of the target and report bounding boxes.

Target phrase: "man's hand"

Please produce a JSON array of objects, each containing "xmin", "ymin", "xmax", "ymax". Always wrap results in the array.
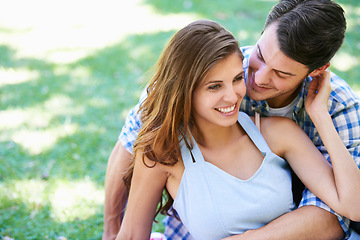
[{"xmin": 102, "ymin": 141, "xmax": 133, "ymax": 240}]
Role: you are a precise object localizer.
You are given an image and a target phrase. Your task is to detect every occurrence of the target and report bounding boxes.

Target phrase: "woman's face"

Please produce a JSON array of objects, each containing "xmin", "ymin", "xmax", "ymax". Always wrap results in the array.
[{"xmin": 192, "ymin": 52, "xmax": 245, "ymax": 130}]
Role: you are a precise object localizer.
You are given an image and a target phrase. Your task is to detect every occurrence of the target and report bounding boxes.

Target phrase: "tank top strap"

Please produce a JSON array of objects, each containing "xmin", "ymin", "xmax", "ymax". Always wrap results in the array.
[
  {"xmin": 237, "ymin": 112, "xmax": 272, "ymax": 156},
  {"xmin": 179, "ymin": 136, "xmax": 203, "ymax": 168}
]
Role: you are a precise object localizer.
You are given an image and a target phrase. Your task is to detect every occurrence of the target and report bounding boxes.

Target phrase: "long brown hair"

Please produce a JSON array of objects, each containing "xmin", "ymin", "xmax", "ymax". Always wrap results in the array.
[{"xmin": 124, "ymin": 20, "xmax": 242, "ymax": 217}]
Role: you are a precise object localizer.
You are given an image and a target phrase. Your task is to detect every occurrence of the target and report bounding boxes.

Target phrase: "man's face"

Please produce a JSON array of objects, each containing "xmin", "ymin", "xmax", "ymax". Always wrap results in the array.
[{"xmin": 246, "ymin": 23, "xmax": 310, "ymax": 108}]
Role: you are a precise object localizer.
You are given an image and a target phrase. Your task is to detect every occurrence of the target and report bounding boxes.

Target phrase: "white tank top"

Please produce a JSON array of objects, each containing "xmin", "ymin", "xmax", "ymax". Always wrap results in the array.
[{"xmin": 173, "ymin": 112, "xmax": 295, "ymax": 239}]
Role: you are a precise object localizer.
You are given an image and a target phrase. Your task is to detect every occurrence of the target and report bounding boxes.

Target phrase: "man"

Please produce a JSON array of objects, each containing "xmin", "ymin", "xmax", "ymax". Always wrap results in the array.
[{"xmin": 103, "ymin": 0, "xmax": 360, "ymax": 239}]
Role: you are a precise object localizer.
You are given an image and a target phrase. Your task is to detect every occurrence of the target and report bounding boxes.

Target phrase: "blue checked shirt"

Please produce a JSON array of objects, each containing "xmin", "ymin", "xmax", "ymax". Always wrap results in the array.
[{"xmin": 118, "ymin": 46, "xmax": 360, "ymax": 239}]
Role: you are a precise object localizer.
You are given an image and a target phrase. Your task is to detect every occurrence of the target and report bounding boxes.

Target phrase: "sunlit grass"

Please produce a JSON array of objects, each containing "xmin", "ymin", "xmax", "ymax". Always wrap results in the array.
[
  {"xmin": 0, "ymin": 0, "xmax": 198, "ymax": 64},
  {"xmin": 0, "ymin": 178, "xmax": 104, "ymax": 239},
  {"xmin": 0, "ymin": 68, "xmax": 39, "ymax": 86},
  {"xmin": 332, "ymin": 52, "xmax": 358, "ymax": 72},
  {"xmin": 0, "ymin": 94, "xmax": 82, "ymax": 155},
  {"xmin": 49, "ymin": 178, "xmax": 104, "ymax": 222}
]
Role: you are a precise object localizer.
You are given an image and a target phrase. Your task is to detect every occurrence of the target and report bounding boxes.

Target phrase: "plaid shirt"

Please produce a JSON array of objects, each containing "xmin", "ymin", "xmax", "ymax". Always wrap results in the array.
[{"xmin": 119, "ymin": 46, "xmax": 360, "ymax": 239}]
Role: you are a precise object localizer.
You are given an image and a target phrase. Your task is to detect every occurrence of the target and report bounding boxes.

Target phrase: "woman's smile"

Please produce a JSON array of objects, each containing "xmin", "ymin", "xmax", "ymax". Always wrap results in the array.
[{"xmin": 215, "ymin": 103, "xmax": 237, "ymax": 114}]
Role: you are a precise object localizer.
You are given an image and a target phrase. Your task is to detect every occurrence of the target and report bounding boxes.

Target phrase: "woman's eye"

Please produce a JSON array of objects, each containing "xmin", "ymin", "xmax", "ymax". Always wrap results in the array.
[
  {"xmin": 208, "ymin": 84, "xmax": 221, "ymax": 90},
  {"xmin": 234, "ymin": 74, "xmax": 244, "ymax": 82},
  {"xmin": 234, "ymin": 75, "xmax": 243, "ymax": 82}
]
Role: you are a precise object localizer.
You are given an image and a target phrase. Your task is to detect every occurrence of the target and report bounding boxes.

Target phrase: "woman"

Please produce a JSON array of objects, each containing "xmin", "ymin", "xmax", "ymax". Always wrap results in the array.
[{"xmin": 116, "ymin": 20, "xmax": 360, "ymax": 240}]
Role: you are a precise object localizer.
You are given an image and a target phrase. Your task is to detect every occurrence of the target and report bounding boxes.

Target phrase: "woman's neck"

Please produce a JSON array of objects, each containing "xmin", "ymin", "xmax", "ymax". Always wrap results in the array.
[{"xmin": 194, "ymin": 123, "xmax": 243, "ymax": 150}]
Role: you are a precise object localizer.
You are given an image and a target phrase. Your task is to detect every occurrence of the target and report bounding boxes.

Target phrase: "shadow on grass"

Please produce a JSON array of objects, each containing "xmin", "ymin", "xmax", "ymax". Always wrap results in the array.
[
  {"xmin": 0, "ymin": 29, "xmax": 173, "ymax": 178},
  {"xmin": 0, "ymin": 30, "xmax": 177, "ymax": 239}
]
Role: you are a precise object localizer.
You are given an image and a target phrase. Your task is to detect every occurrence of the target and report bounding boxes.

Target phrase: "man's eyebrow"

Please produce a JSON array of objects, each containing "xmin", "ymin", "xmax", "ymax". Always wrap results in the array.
[
  {"xmin": 257, "ymin": 44, "xmax": 297, "ymax": 77},
  {"xmin": 257, "ymin": 44, "xmax": 265, "ymax": 61}
]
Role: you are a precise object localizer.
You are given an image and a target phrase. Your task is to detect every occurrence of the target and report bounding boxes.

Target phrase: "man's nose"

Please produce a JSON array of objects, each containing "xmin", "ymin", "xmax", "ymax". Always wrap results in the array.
[{"xmin": 254, "ymin": 65, "xmax": 271, "ymax": 86}]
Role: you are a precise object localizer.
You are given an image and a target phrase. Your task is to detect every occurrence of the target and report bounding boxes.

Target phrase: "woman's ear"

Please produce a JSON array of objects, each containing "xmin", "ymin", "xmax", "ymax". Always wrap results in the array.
[{"xmin": 309, "ymin": 62, "xmax": 331, "ymax": 77}]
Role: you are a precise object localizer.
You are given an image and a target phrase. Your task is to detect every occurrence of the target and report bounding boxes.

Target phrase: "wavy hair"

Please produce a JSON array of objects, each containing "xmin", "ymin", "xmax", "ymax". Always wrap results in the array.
[{"xmin": 124, "ymin": 20, "xmax": 242, "ymax": 217}]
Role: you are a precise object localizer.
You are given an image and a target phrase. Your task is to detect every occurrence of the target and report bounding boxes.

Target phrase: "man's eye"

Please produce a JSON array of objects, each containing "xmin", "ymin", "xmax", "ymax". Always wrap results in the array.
[
  {"xmin": 276, "ymin": 72, "xmax": 287, "ymax": 79},
  {"xmin": 257, "ymin": 53, "xmax": 264, "ymax": 62}
]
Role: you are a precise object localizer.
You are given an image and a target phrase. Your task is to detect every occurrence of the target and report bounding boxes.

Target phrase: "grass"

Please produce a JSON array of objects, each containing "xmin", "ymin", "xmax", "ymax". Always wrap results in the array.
[{"xmin": 0, "ymin": 0, "xmax": 359, "ymax": 239}]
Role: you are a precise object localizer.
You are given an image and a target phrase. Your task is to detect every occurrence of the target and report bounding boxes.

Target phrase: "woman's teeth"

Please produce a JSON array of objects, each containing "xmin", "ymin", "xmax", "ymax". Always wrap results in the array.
[{"xmin": 216, "ymin": 104, "xmax": 236, "ymax": 113}]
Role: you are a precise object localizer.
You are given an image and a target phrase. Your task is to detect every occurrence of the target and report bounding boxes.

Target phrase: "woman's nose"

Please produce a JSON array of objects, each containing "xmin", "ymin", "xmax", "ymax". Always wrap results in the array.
[{"xmin": 224, "ymin": 86, "xmax": 238, "ymax": 102}]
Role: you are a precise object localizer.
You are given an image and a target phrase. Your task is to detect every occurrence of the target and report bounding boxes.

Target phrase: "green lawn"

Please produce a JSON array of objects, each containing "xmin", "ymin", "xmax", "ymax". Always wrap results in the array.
[{"xmin": 1, "ymin": 0, "xmax": 359, "ymax": 239}]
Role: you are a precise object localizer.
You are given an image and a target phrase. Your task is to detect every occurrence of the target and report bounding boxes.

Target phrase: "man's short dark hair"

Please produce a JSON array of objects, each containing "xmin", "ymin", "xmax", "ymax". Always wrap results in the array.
[{"xmin": 264, "ymin": 0, "xmax": 346, "ymax": 72}]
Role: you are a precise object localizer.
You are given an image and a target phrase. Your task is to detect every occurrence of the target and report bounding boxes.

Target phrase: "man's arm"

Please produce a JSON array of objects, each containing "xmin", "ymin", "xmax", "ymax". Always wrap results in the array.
[
  {"xmin": 223, "ymin": 206, "xmax": 344, "ymax": 240},
  {"xmin": 102, "ymin": 141, "xmax": 133, "ymax": 240}
]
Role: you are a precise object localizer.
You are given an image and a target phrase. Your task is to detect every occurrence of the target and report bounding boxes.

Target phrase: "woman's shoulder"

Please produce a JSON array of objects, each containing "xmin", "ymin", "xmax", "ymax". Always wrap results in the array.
[
  {"xmin": 134, "ymin": 150, "xmax": 168, "ymax": 176},
  {"xmin": 245, "ymin": 115, "xmax": 296, "ymax": 128},
  {"xmin": 260, "ymin": 116, "xmax": 301, "ymax": 155},
  {"xmin": 261, "ymin": 116, "xmax": 298, "ymax": 131},
  {"xmin": 135, "ymin": 150, "xmax": 184, "ymax": 180}
]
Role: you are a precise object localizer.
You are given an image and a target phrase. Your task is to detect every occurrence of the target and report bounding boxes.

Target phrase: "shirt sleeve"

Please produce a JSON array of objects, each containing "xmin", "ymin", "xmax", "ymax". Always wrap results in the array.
[{"xmin": 118, "ymin": 89, "xmax": 148, "ymax": 154}]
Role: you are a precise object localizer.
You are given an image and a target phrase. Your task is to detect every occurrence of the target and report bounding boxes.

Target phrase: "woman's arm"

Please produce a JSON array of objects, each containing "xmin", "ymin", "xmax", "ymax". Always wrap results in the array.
[
  {"xmin": 267, "ymin": 72, "xmax": 360, "ymax": 221},
  {"xmin": 306, "ymin": 71, "xmax": 360, "ymax": 221},
  {"xmin": 277, "ymin": 117, "xmax": 360, "ymax": 218},
  {"xmin": 275, "ymin": 116, "xmax": 360, "ymax": 221},
  {"xmin": 116, "ymin": 152, "xmax": 168, "ymax": 240}
]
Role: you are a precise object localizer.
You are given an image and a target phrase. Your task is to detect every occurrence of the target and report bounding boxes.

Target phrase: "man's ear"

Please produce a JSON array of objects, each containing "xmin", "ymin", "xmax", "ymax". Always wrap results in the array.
[{"xmin": 308, "ymin": 62, "xmax": 330, "ymax": 77}]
